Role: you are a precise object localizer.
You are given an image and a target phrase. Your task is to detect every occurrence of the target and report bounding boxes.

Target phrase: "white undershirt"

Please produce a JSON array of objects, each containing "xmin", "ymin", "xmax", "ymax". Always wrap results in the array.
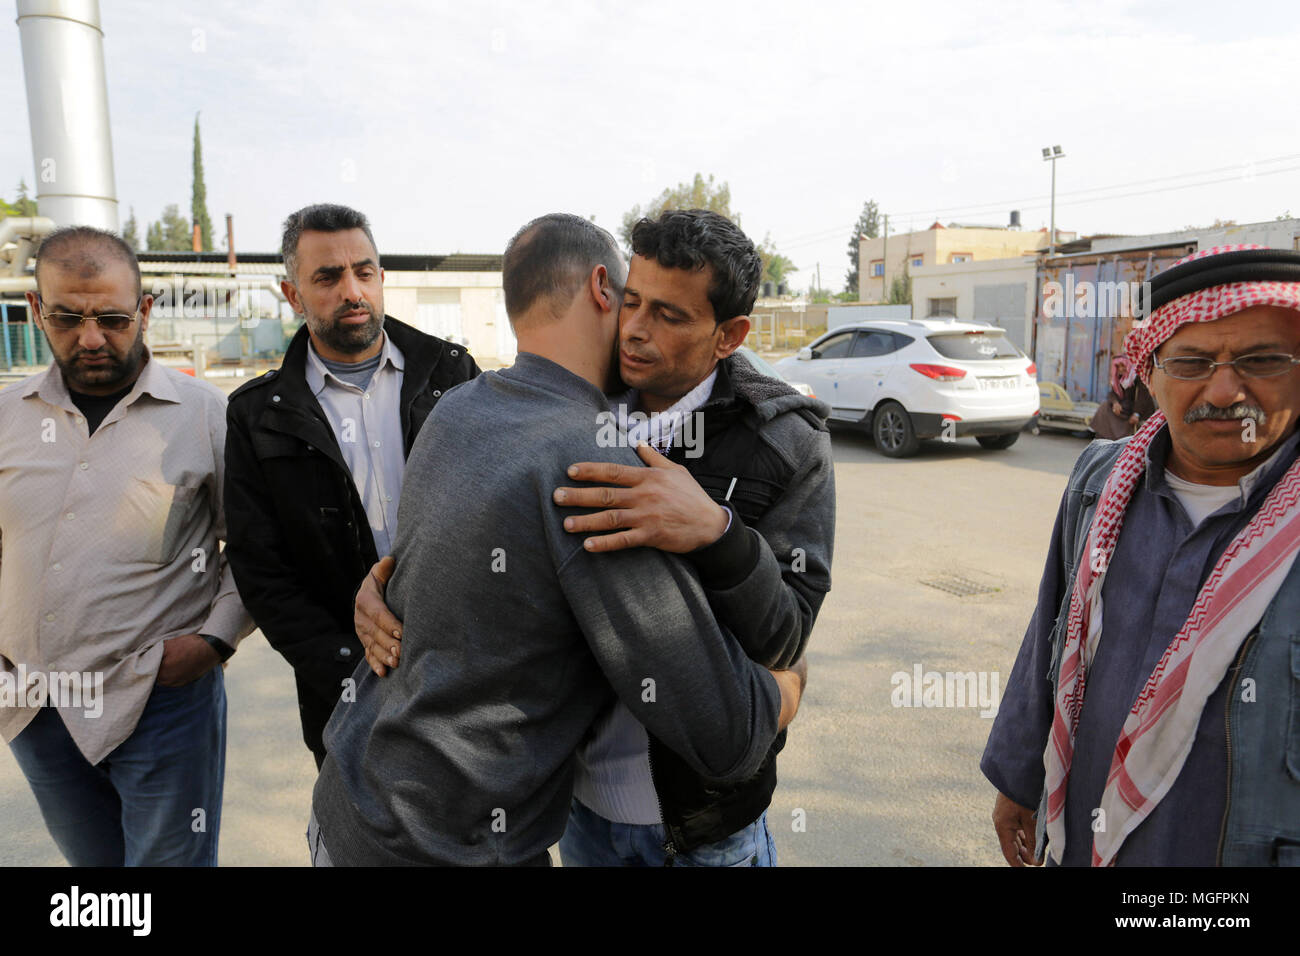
[{"xmin": 1164, "ymin": 442, "xmax": 1289, "ymax": 527}]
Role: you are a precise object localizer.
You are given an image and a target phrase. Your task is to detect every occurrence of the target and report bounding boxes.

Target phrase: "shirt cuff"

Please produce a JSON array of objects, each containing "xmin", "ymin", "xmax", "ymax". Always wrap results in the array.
[{"xmin": 685, "ymin": 506, "xmax": 760, "ymax": 590}]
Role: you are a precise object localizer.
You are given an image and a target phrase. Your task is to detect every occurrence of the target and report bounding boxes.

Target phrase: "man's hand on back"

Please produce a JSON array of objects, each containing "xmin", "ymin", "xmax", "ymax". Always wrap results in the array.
[
  {"xmin": 553, "ymin": 442, "xmax": 729, "ymax": 554},
  {"xmin": 355, "ymin": 556, "xmax": 404, "ymax": 677}
]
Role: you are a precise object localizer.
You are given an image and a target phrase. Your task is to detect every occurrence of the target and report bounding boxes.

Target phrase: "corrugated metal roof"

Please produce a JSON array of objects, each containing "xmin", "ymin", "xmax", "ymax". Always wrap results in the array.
[
  {"xmin": 139, "ymin": 260, "xmax": 284, "ymax": 275},
  {"xmin": 137, "ymin": 251, "xmax": 503, "ymax": 272}
]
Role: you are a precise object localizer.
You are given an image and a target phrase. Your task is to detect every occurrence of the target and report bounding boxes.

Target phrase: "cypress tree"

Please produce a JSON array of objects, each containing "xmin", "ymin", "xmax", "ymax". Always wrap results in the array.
[{"xmin": 191, "ymin": 113, "xmax": 214, "ymax": 252}]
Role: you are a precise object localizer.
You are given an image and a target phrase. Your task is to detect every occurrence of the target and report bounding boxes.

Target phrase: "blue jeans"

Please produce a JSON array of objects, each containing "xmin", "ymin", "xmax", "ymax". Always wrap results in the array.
[
  {"xmin": 559, "ymin": 797, "xmax": 777, "ymax": 867},
  {"xmin": 8, "ymin": 666, "xmax": 226, "ymax": 866}
]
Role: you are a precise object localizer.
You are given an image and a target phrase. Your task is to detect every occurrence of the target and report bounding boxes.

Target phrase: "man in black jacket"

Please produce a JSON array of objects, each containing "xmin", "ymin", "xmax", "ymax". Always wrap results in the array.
[
  {"xmin": 223, "ymin": 203, "xmax": 479, "ymax": 767},
  {"xmin": 358, "ymin": 209, "xmax": 834, "ymax": 864}
]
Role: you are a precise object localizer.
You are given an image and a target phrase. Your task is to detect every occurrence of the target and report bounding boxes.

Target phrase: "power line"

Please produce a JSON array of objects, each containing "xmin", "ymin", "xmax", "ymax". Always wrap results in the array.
[{"xmin": 776, "ymin": 158, "xmax": 1300, "ymax": 253}]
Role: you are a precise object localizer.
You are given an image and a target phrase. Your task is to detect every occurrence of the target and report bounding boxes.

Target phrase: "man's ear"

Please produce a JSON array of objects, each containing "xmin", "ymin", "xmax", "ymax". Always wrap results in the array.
[
  {"xmin": 138, "ymin": 293, "xmax": 153, "ymax": 335},
  {"xmin": 589, "ymin": 264, "xmax": 615, "ymax": 314},
  {"xmin": 24, "ymin": 291, "xmax": 42, "ymax": 331},
  {"xmin": 281, "ymin": 278, "xmax": 304, "ymax": 315},
  {"xmin": 714, "ymin": 315, "xmax": 751, "ymax": 359}
]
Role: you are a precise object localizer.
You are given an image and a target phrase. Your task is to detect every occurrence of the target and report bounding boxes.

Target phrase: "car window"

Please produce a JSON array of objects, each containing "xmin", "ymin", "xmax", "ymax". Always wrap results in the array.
[
  {"xmin": 927, "ymin": 331, "xmax": 1021, "ymax": 360},
  {"xmin": 813, "ymin": 332, "xmax": 855, "ymax": 359},
  {"xmin": 850, "ymin": 331, "xmax": 899, "ymax": 358}
]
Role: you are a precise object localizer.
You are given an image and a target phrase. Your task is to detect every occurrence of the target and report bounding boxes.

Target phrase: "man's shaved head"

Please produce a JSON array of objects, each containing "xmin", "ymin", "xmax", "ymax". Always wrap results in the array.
[
  {"xmin": 34, "ymin": 225, "xmax": 142, "ymax": 299},
  {"xmin": 502, "ymin": 214, "xmax": 625, "ymax": 323}
]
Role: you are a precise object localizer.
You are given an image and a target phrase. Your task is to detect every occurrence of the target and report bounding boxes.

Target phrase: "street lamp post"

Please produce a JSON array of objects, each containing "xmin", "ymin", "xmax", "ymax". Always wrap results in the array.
[{"xmin": 1041, "ymin": 145, "xmax": 1065, "ymax": 256}]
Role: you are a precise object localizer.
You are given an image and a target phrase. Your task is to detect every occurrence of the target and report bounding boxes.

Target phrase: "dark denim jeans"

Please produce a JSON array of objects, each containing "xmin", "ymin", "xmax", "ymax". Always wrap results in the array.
[
  {"xmin": 8, "ymin": 666, "xmax": 226, "ymax": 866},
  {"xmin": 559, "ymin": 797, "xmax": 777, "ymax": 867}
]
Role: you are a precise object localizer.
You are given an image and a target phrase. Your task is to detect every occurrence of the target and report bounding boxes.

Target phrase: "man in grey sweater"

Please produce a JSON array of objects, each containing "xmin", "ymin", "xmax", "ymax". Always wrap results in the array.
[{"xmin": 309, "ymin": 213, "xmax": 796, "ymax": 865}]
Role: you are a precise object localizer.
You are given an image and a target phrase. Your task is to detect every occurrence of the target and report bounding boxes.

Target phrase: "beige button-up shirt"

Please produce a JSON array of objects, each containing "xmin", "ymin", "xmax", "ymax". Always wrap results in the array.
[{"xmin": 0, "ymin": 351, "xmax": 254, "ymax": 764}]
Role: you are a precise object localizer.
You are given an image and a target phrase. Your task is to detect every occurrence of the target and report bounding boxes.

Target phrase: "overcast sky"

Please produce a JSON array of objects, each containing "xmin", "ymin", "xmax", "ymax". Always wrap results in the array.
[{"xmin": 3, "ymin": 0, "xmax": 1298, "ymax": 291}]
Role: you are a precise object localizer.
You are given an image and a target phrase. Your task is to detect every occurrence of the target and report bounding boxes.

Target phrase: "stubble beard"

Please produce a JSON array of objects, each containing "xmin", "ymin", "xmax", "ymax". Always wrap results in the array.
[
  {"xmin": 55, "ymin": 324, "xmax": 146, "ymax": 393},
  {"xmin": 310, "ymin": 300, "xmax": 384, "ymax": 356}
]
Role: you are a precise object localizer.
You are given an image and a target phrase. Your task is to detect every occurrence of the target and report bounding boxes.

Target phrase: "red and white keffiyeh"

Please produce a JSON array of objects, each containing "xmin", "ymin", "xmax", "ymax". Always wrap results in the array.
[
  {"xmin": 1126, "ymin": 244, "xmax": 1300, "ymax": 384},
  {"xmin": 1044, "ymin": 246, "xmax": 1300, "ymax": 866}
]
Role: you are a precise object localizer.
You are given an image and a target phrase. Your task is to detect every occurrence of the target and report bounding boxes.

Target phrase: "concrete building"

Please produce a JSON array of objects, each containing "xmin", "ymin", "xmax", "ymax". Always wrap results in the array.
[
  {"xmin": 910, "ymin": 256, "xmax": 1039, "ymax": 352},
  {"xmin": 857, "ymin": 219, "xmax": 1055, "ymax": 304},
  {"xmin": 137, "ymin": 251, "xmax": 510, "ymax": 364}
]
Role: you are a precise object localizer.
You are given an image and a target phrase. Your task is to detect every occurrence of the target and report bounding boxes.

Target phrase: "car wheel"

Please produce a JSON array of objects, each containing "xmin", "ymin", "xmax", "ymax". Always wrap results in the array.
[
  {"xmin": 976, "ymin": 433, "xmax": 1019, "ymax": 450},
  {"xmin": 872, "ymin": 401, "xmax": 920, "ymax": 458}
]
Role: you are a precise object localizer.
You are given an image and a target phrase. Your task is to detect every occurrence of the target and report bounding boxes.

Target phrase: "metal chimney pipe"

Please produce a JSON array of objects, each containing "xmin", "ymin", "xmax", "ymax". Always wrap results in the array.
[
  {"xmin": 16, "ymin": 0, "xmax": 119, "ymax": 231},
  {"xmin": 226, "ymin": 213, "xmax": 236, "ymax": 273}
]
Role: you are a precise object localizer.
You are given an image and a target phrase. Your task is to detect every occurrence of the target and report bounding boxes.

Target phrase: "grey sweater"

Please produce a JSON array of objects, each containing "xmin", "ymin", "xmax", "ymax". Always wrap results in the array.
[{"xmin": 311, "ymin": 352, "xmax": 782, "ymax": 865}]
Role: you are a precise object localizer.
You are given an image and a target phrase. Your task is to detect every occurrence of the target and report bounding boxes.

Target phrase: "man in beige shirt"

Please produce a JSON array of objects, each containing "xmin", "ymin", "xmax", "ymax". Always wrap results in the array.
[{"xmin": 0, "ymin": 226, "xmax": 253, "ymax": 866}]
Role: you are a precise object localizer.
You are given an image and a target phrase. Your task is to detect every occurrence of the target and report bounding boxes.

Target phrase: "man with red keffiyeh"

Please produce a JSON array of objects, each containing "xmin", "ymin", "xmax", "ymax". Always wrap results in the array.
[{"xmin": 982, "ymin": 244, "xmax": 1300, "ymax": 866}]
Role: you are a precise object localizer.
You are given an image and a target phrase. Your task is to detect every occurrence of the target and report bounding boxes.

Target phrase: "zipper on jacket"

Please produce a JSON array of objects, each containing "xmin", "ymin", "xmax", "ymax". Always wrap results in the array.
[
  {"xmin": 646, "ymin": 742, "xmax": 678, "ymax": 865},
  {"xmin": 1216, "ymin": 630, "xmax": 1257, "ymax": 865}
]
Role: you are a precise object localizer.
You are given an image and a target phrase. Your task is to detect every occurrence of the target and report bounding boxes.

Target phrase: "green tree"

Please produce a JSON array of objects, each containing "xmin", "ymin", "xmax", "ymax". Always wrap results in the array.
[
  {"xmin": 1, "ymin": 179, "xmax": 37, "ymax": 219},
  {"xmin": 845, "ymin": 199, "xmax": 879, "ymax": 295},
  {"xmin": 757, "ymin": 233, "xmax": 797, "ymax": 293},
  {"xmin": 620, "ymin": 172, "xmax": 734, "ymax": 247},
  {"xmin": 191, "ymin": 114, "xmax": 214, "ymax": 252},
  {"xmin": 146, "ymin": 204, "xmax": 192, "ymax": 251},
  {"xmin": 887, "ymin": 260, "xmax": 912, "ymax": 306},
  {"xmin": 122, "ymin": 206, "xmax": 140, "ymax": 250}
]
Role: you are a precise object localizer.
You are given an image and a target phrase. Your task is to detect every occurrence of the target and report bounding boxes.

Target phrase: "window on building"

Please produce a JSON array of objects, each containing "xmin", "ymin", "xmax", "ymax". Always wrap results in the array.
[
  {"xmin": 870, "ymin": 260, "xmax": 884, "ymax": 277},
  {"xmin": 951, "ymin": 253, "xmax": 972, "ymax": 263},
  {"xmin": 911, "ymin": 255, "xmax": 924, "ymax": 268},
  {"xmin": 927, "ymin": 297, "xmax": 957, "ymax": 318}
]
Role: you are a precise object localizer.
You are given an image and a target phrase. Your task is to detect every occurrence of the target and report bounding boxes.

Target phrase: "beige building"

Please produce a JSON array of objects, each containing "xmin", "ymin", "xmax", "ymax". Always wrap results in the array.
[
  {"xmin": 382, "ymin": 264, "xmax": 511, "ymax": 364},
  {"xmin": 909, "ymin": 256, "xmax": 1040, "ymax": 352},
  {"xmin": 858, "ymin": 223, "xmax": 1050, "ymax": 304}
]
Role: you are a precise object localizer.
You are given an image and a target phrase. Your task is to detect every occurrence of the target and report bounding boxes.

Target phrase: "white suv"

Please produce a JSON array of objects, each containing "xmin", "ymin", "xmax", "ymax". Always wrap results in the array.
[{"xmin": 772, "ymin": 319, "xmax": 1039, "ymax": 457}]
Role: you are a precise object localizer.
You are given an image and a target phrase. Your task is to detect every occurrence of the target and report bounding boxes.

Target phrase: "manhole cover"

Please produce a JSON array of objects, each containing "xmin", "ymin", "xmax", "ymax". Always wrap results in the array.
[{"xmin": 920, "ymin": 575, "xmax": 999, "ymax": 597}]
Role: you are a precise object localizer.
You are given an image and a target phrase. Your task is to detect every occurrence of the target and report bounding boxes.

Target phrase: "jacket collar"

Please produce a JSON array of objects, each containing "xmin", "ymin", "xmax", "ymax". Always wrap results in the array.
[
  {"xmin": 261, "ymin": 316, "xmax": 447, "ymax": 460},
  {"xmin": 503, "ymin": 352, "xmax": 613, "ymax": 412},
  {"xmin": 304, "ymin": 329, "xmax": 406, "ymax": 399}
]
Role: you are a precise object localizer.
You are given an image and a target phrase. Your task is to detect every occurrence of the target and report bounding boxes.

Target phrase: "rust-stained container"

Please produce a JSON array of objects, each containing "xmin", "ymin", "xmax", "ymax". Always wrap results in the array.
[{"xmin": 1033, "ymin": 245, "xmax": 1192, "ymax": 402}]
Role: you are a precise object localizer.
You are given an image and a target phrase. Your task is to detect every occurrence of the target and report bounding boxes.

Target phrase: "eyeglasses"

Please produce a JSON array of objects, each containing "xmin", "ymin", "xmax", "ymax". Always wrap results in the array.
[
  {"xmin": 38, "ymin": 297, "xmax": 141, "ymax": 333},
  {"xmin": 1153, "ymin": 352, "xmax": 1300, "ymax": 381}
]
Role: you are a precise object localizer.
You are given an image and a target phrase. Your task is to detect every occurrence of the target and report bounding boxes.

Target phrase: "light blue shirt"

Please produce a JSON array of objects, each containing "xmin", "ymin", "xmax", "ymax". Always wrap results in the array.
[{"xmin": 305, "ymin": 333, "xmax": 407, "ymax": 558}]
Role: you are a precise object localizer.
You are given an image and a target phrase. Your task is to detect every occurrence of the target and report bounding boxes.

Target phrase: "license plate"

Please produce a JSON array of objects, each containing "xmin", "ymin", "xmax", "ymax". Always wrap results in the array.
[{"xmin": 978, "ymin": 376, "xmax": 1019, "ymax": 390}]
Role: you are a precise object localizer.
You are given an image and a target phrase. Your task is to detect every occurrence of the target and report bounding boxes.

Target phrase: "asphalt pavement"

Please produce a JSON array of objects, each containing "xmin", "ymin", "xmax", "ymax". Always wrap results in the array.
[{"xmin": 0, "ymin": 426, "xmax": 1090, "ymax": 866}]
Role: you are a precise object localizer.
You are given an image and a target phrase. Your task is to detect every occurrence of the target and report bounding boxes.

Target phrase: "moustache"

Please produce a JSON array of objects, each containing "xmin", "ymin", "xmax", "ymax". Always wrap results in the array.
[
  {"xmin": 334, "ymin": 301, "xmax": 375, "ymax": 320},
  {"xmin": 1184, "ymin": 402, "xmax": 1268, "ymax": 425}
]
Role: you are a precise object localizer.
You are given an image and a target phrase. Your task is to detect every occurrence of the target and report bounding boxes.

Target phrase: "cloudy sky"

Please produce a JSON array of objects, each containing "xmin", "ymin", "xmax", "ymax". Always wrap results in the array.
[{"xmin": 3, "ymin": 0, "xmax": 1298, "ymax": 291}]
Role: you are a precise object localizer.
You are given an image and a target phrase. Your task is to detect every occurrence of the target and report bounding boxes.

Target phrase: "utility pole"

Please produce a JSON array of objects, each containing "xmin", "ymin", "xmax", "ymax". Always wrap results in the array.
[
  {"xmin": 1041, "ymin": 145, "xmax": 1065, "ymax": 255},
  {"xmin": 881, "ymin": 214, "xmax": 889, "ymax": 302}
]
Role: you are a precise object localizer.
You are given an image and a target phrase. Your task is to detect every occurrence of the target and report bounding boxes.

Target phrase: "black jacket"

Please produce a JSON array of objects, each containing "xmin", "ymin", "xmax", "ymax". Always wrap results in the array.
[
  {"xmin": 649, "ymin": 353, "xmax": 836, "ymax": 856},
  {"xmin": 223, "ymin": 317, "xmax": 480, "ymax": 758}
]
